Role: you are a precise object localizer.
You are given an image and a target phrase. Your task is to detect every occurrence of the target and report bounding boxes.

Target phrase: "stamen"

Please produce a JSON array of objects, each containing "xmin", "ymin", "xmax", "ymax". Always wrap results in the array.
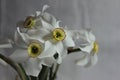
[
  {"xmin": 93, "ymin": 41, "xmax": 99, "ymax": 54},
  {"xmin": 52, "ymin": 28, "xmax": 66, "ymax": 41},
  {"xmin": 28, "ymin": 41, "xmax": 42, "ymax": 58},
  {"xmin": 24, "ymin": 16, "xmax": 35, "ymax": 29}
]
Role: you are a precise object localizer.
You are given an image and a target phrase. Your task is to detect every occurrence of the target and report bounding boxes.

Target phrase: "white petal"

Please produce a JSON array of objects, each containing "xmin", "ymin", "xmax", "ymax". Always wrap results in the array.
[
  {"xmin": 14, "ymin": 30, "xmax": 28, "ymax": 48},
  {"xmin": 63, "ymin": 30, "xmax": 75, "ymax": 47},
  {"xmin": 75, "ymin": 54, "xmax": 88, "ymax": 66},
  {"xmin": 42, "ymin": 12, "xmax": 59, "ymax": 28},
  {"xmin": 61, "ymin": 48, "xmax": 68, "ymax": 59},
  {"xmin": 24, "ymin": 58, "xmax": 42, "ymax": 77},
  {"xmin": 54, "ymin": 21, "xmax": 61, "ymax": 28},
  {"xmin": 88, "ymin": 31, "xmax": 96, "ymax": 42},
  {"xmin": 0, "ymin": 44, "xmax": 12, "ymax": 48},
  {"xmin": 15, "ymin": 27, "xmax": 30, "ymax": 44},
  {"xmin": 80, "ymin": 44, "xmax": 93, "ymax": 53},
  {"xmin": 17, "ymin": 27, "xmax": 29, "ymax": 42},
  {"xmin": 55, "ymin": 42, "xmax": 65, "ymax": 63},
  {"xmin": 42, "ymin": 5, "xmax": 50, "ymax": 13},
  {"xmin": 74, "ymin": 30, "xmax": 91, "ymax": 43},
  {"xmin": 56, "ymin": 53, "xmax": 62, "ymax": 64},
  {"xmin": 40, "ymin": 57, "xmax": 56, "ymax": 67},
  {"xmin": 91, "ymin": 54, "xmax": 98, "ymax": 65},
  {"xmin": 0, "ymin": 39, "xmax": 13, "ymax": 48},
  {"xmin": 9, "ymin": 49, "xmax": 29, "ymax": 62},
  {"xmin": 84, "ymin": 53, "xmax": 98, "ymax": 68},
  {"xmin": 41, "ymin": 19, "xmax": 54, "ymax": 30},
  {"xmin": 34, "ymin": 18, "xmax": 43, "ymax": 28},
  {"xmin": 26, "ymin": 28, "xmax": 49, "ymax": 43},
  {"xmin": 35, "ymin": 11, "xmax": 41, "ymax": 16},
  {"xmin": 39, "ymin": 41, "xmax": 56, "ymax": 58},
  {"xmin": 83, "ymin": 29, "xmax": 96, "ymax": 43},
  {"xmin": 55, "ymin": 42, "xmax": 64, "ymax": 54}
]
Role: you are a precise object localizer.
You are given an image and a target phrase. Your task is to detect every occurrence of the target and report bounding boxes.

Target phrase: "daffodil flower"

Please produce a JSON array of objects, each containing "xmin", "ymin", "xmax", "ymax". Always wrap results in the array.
[
  {"xmin": 41, "ymin": 16, "xmax": 75, "ymax": 59},
  {"xmin": 10, "ymin": 5, "xmax": 75, "ymax": 76},
  {"xmin": 10, "ymin": 27, "xmax": 64, "ymax": 76},
  {"xmin": 73, "ymin": 29, "xmax": 99, "ymax": 67},
  {"xmin": 22, "ymin": 5, "xmax": 75, "ymax": 63}
]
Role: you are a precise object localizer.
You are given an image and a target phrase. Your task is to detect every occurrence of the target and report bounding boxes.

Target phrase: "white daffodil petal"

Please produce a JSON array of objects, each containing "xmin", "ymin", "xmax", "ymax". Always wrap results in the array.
[
  {"xmin": 39, "ymin": 41, "xmax": 56, "ymax": 58},
  {"xmin": 56, "ymin": 42, "xmax": 64, "ymax": 54},
  {"xmin": 42, "ymin": 5, "xmax": 50, "ymax": 13},
  {"xmin": 56, "ymin": 53, "xmax": 62, "ymax": 64},
  {"xmin": 88, "ymin": 31, "xmax": 96, "ymax": 42},
  {"xmin": 41, "ymin": 19, "xmax": 54, "ymax": 30},
  {"xmin": 80, "ymin": 44, "xmax": 93, "ymax": 53},
  {"xmin": 41, "ymin": 57, "xmax": 56, "ymax": 67},
  {"xmin": 61, "ymin": 48, "xmax": 68, "ymax": 59},
  {"xmin": 63, "ymin": 30, "xmax": 75, "ymax": 47},
  {"xmin": 75, "ymin": 54, "xmax": 88, "ymax": 66},
  {"xmin": 84, "ymin": 53, "xmax": 98, "ymax": 68},
  {"xmin": 55, "ymin": 42, "xmax": 64, "ymax": 64},
  {"xmin": 75, "ymin": 30, "xmax": 91, "ymax": 43},
  {"xmin": 14, "ymin": 31, "xmax": 27, "ymax": 48},
  {"xmin": 0, "ymin": 44, "xmax": 12, "ymax": 48},
  {"xmin": 42, "ymin": 12, "xmax": 58, "ymax": 28},
  {"xmin": 9, "ymin": 49, "xmax": 29, "ymax": 62},
  {"xmin": 26, "ymin": 28, "xmax": 49, "ymax": 43},
  {"xmin": 71, "ymin": 30, "xmax": 81, "ymax": 39},
  {"xmin": 72, "ymin": 30, "xmax": 89, "ymax": 45},
  {"xmin": 0, "ymin": 39, "xmax": 13, "ymax": 48},
  {"xmin": 16, "ymin": 27, "xmax": 30, "ymax": 44},
  {"xmin": 34, "ymin": 18, "xmax": 43, "ymax": 28},
  {"xmin": 53, "ymin": 21, "xmax": 61, "ymax": 28},
  {"xmin": 24, "ymin": 58, "xmax": 42, "ymax": 77},
  {"xmin": 35, "ymin": 11, "xmax": 41, "ymax": 17},
  {"xmin": 91, "ymin": 53, "xmax": 98, "ymax": 66}
]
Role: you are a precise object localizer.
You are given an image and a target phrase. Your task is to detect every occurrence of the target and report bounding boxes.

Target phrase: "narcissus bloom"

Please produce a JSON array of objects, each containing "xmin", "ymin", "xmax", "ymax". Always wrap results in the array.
[
  {"xmin": 74, "ymin": 29, "xmax": 99, "ymax": 67},
  {"xmin": 23, "ymin": 5, "xmax": 75, "ymax": 63},
  {"xmin": 40, "ymin": 9, "xmax": 76, "ymax": 61},
  {"xmin": 10, "ymin": 5, "xmax": 75, "ymax": 76},
  {"xmin": 10, "ymin": 27, "xmax": 64, "ymax": 76}
]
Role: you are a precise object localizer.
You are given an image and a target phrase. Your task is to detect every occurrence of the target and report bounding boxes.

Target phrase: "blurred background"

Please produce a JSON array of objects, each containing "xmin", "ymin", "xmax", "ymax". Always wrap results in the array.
[{"xmin": 0, "ymin": 0, "xmax": 120, "ymax": 80}]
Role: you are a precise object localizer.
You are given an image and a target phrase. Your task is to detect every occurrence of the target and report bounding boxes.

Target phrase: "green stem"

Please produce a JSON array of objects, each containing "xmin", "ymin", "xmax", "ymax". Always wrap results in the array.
[
  {"xmin": 52, "ymin": 64, "xmax": 60, "ymax": 80},
  {"xmin": 30, "ymin": 76, "xmax": 37, "ymax": 80},
  {"xmin": 68, "ymin": 48, "xmax": 81, "ymax": 54},
  {"xmin": 38, "ymin": 65, "xmax": 49, "ymax": 80},
  {"xmin": 0, "ymin": 54, "xmax": 29, "ymax": 80},
  {"xmin": 51, "ymin": 48, "xmax": 81, "ymax": 80},
  {"xmin": 37, "ymin": 48, "xmax": 81, "ymax": 80},
  {"xmin": 49, "ymin": 65, "xmax": 53, "ymax": 80}
]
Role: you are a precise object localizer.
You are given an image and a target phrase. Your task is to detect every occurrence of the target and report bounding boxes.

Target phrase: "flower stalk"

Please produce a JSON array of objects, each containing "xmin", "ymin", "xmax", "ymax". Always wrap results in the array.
[
  {"xmin": 0, "ymin": 53, "xmax": 29, "ymax": 80},
  {"xmin": 38, "ymin": 65, "xmax": 50, "ymax": 80},
  {"xmin": 0, "ymin": 47, "xmax": 81, "ymax": 80}
]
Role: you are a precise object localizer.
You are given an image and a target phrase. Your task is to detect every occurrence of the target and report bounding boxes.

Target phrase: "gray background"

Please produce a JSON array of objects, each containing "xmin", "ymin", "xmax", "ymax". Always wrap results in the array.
[{"xmin": 0, "ymin": 0, "xmax": 120, "ymax": 80}]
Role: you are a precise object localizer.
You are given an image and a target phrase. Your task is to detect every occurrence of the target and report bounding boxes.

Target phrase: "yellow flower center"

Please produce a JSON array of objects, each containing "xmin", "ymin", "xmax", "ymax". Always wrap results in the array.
[
  {"xmin": 52, "ymin": 28, "xmax": 66, "ymax": 41},
  {"xmin": 92, "ymin": 41, "xmax": 99, "ymax": 54},
  {"xmin": 24, "ymin": 16, "xmax": 35, "ymax": 29},
  {"xmin": 28, "ymin": 41, "xmax": 42, "ymax": 58}
]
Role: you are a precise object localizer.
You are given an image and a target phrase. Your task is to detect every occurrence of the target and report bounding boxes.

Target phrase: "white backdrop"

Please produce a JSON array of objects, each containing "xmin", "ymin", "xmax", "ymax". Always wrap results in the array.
[{"xmin": 0, "ymin": 0, "xmax": 120, "ymax": 80}]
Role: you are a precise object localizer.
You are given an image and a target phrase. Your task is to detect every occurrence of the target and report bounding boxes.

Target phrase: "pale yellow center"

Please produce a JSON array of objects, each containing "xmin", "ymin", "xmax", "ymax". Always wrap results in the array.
[
  {"xmin": 92, "ymin": 41, "xmax": 99, "ymax": 54},
  {"xmin": 52, "ymin": 28, "xmax": 66, "ymax": 41},
  {"xmin": 24, "ymin": 16, "xmax": 35, "ymax": 29},
  {"xmin": 28, "ymin": 42, "xmax": 42, "ymax": 58}
]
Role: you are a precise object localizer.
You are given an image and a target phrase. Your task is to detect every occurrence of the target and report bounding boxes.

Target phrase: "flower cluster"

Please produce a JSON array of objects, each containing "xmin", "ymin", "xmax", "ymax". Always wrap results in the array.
[{"xmin": 0, "ymin": 5, "xmax": 99, "ymax": 77}]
